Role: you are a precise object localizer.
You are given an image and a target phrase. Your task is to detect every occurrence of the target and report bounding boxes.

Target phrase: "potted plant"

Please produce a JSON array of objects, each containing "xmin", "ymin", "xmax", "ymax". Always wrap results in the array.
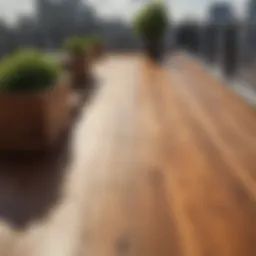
[
  {"xmin": 133, "ymin": 3, "xmax": 168, "ymax": 61},
  {"xmin": 85, "ymin": 35, "xmax": 104, "ymax": 61},
  {"xmin": 63, "ymin": 36, "xmax": 88, "ymax": 87},
  {"xmin": 0, "ymin": 49, "xmax": 71, "ymax": 151}
]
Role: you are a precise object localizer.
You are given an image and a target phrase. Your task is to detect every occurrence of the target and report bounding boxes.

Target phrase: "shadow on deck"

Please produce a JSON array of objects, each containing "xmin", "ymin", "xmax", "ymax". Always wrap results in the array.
[{"xmin": 0, "ymin": 77, "xmax": 99, "ymax": 230}]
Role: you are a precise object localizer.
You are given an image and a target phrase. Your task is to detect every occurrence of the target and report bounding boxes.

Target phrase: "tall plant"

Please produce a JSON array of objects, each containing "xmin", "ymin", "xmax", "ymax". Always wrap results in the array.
[{"xmin": 133, "ymin": 3, "xmax": 168, "ymax": 60}]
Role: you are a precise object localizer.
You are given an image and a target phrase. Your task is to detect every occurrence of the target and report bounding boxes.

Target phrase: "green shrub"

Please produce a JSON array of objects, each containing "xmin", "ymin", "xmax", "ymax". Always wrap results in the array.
[
  {"xmin": 63, "ymin": 36, "xmax": 86, "ymax": 55},
  {"xmin": 0, "ymin": 49, "xmax": 60, "ymax": 93},
  {"xmin": 133, "ymin": 3, "xmax": 168, "ymax": 41}
]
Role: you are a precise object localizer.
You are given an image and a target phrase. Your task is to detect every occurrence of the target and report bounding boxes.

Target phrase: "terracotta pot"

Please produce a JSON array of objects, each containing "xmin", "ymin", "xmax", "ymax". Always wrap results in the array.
[
  {"xmin": 93, "ymin": 44, "xmax": 103, "ymax": 59},
  {"xmin": 69, "ymin": 54, "xmax": 89, "ymax": 88},
  {"xmin": 145, "ymin": 39, "xmax": 163, "ymax": 62},
  {"xmin": 88, "ymin": 44, "xmax": 103, "ymax": 62},
  {"xmin": 0, "ymin": 83, "xmax": 71, "ymax": 151}
]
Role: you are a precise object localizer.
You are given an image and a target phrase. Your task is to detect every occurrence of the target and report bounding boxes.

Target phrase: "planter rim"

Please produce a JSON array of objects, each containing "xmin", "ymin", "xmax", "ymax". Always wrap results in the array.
[
  {"xmin": 0, "ymin": 83, "xmax": 67, "ymax": 97},
  {"xmin": 0, "ymin": 73, "xmax": 69, "ymax": 96}
]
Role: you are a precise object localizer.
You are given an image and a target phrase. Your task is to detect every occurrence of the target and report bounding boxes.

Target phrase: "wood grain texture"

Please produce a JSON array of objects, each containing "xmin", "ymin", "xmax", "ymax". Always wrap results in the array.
[
  {"xmin": 141, "ymin": 54, "xmax": 256, "ymax": 256},
  {"xmin": 0, "ymin": 54, "xmax": 255, "ymax": 256}
]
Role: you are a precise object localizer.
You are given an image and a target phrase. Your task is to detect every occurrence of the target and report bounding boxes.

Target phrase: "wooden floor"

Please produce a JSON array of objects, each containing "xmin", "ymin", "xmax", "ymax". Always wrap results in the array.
[
  {"xmin": 0, "ymin": 54, "xmax": 255, "ymax": 256},
  {"xmin": 139, "ymin": 54, "xmax": 256, "ymax": 255}
]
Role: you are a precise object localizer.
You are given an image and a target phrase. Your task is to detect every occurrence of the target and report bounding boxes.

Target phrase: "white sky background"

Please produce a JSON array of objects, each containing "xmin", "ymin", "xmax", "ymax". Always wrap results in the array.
[{"xmin": 0, "ymin": 0, "xmax": 248, "ymax": 24}]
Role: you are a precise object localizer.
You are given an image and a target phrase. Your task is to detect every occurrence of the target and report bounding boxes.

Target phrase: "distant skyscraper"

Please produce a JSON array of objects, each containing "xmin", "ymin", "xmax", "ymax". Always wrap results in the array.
[
  {"xmin": 209, "ymin": 2, "xmax": 235, "ymax": 25},
  {"xmin": 205, "ymin": 2, "xmax": 236, "ymax": 64},
  {"xmin": 36, "ymin": 0, "xmax": 47, "ymax": 21},
  {"xmin": 244, "ymin": 0, "xmax": 256, "ymax": 58},
  {"xmin": 247, "ymin": 0, "xmax": 256, "ymax": 23}
]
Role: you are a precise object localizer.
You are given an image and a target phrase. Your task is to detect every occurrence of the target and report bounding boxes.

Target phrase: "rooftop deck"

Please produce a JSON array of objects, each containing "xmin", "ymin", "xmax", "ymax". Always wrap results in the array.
[{"xmin": 0, "ymin": 54, "xmax": 255, "ymax": 256}]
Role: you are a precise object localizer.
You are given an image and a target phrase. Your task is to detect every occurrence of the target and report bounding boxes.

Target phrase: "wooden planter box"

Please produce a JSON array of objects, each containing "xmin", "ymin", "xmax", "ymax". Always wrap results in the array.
[{"xmin": 0, "ymin": 83, "xmax": 71, "ymax": 151}]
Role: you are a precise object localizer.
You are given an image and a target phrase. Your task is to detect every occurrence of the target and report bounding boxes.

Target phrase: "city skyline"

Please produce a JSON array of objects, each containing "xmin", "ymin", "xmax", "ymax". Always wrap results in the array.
[{"xmin": 0, "ymin": 0, "xmax": 247, "ymax": 24}]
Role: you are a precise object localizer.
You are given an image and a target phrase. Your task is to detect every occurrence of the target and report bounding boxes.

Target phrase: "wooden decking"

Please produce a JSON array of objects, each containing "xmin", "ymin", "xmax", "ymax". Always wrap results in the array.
[
  {"xmin": 139, "ymin": 54, "xmax": 256, "ymax": 255},
  {"xmin": 0, "ymin": 54, "xmax": 255, "ymax": 255}
]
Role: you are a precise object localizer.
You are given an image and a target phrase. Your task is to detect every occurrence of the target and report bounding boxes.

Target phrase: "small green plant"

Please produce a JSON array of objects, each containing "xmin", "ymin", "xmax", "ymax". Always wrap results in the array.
[
  {"xmin": 63, "ymin": 36, "xmax": 86, "ymax": 55},
  {"xmin": 84, "ymin": 35, "xmax": 102, "ymax": 50},
  {"xmin": 133, "ymin": 3, "xmax": 168, "ymax": 41},
  {"xmin": 0, "ymin": 49, "xmax": 60, "ymax": 93}
]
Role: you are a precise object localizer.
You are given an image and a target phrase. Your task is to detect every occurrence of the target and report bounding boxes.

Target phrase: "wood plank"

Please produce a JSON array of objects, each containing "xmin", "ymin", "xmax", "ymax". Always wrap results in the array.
[
  {"xmin": 37, "ymin": 55, "xmax": 256, "ymax": 256},
  {"xmin": 0, "ymin": 54, "xmax": 255, "ymax": 256},
  {"xmin": 140, "ymin": 55, "xmax": 256, "ymax": 256}
]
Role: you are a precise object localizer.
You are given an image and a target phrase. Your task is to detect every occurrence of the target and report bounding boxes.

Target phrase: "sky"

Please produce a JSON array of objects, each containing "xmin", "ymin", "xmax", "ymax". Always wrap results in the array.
[{"xmin": 0, "ymin": 0, "xmax": 248, "ymax": 24}]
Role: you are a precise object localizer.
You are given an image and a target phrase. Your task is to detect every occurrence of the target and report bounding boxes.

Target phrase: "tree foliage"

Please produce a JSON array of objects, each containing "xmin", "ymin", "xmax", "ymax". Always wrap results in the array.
[{"xmin": 133, "ymin": 3, "xmax": 168, "ymax": 41}]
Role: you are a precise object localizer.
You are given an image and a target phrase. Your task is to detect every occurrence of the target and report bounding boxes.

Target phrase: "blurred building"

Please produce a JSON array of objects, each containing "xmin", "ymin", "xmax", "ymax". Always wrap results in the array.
[
  {"xmin": 237, "ymin": 0, "xmax": 256, "ymax": 87},
  {"xmin": 0, "ymin": 0, "xmax": 143, "ymax": 56},
  {"xmin": 204, "ymin": 2, "xmax": 236, "ymax": 63},
  {"xmin": 35, "ymin": 0, "xmax": 98, "ymax": 48},
  {"xmin": 0, "ymin": 20, "xmax": 13, "ymax": 57},
  {"xmin": 248, "ymin": 0, "xmax": 256, "ymax": 24},
  {"xmin": 244, "ymin": 0, "xmax": 256, "ymax": 59},
  {"xmin": 209, "ymin": 2, "xmax": 235, "ymax": 25}
]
